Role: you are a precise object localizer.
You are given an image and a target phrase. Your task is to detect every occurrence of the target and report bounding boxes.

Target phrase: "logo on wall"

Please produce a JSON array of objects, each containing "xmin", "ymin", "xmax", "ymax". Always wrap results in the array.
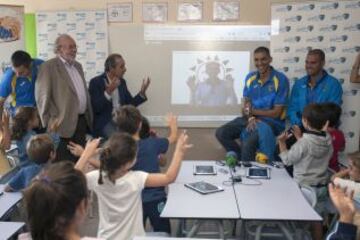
[
  {"xmin": 96, "ymin": 51, "xmax": 106, "ymax": 60},
  {"xmin": 56, "ymin": 13, "xmax": 67, "ymax": 22},
  {"xmin": 86, "ymin": 42, "xmax": 96, "ymax": 50},
  {"xmin": 307, "ymin": 14, "xmax": 325, "ymax": 21},
  {"xmin": 329, "ymin": 35, "xmax": 348, "ymax": 42},
  {"xmin": 340, "ymin": 69, "xmax": 352, "ymax": 75},
  {"xmin": 77, "ymin": 51, "xmax": 86, "ymax": 60},
  {"xmin": 322, "ymin": 46, "xmax": 336, "ymax": 53},
  {"xmin": 342, "ymin": 46, "xmax": 360, "ymax": 53},
  {"xmin": 326, "ymin": 67, "xmax": 335, "ymax": 74},
  {"xmin": 282, "ymin": 57, "xmax": 299, "ymax": 64},
  {"xmin": 320, "ymin": 2, "xmax": 339, "ymax": 10},
  {"xmin": 294, "ymin": 68, "xmax": 306, "ymax": 75},
  {"xmin": 279, "ymin": 26, "xmax": 291, "ymax": 33},
  {"xmin": 47, "ymin": 23, "xmax": 57, "ymax": 32},
  {"xmin": 331, "ymin": 13, "xmax": 350, "ymax": 21},
  {"xmin": 39, "ymin": 52, "xmax": 49, "ymax": 59},
  {"xmin": 306, "ymin": 36, "xmax": 324, "ymax": 42},
  {"xmin": 76, "ymin": 32, "xmax": 86, "ymax": 41},
  {"xmin": 285, "ymin": 15, "xmax": 302, "ymax": 22},
  {"xmin": 345, "ymin": 132, "xmax": 355, "ymax": 139},
  {"xmin": 274, "ymin": 46, "xmax": 290, "ymax": 53},
  {"xmin": 38, "ymin": 33, "xmax": 48, "ymax": 42},
  {"xmin": 297, "ymin": 4, "xmax": 315, "ymax": 11},
  {"xmin": 37, "ymin": 13, "xmax": 48, "ymax": 23},
  {"xmin": 343, "ymin": 24, "xmax": 360, "ymax": 32},
  {"xmin": 343, "ymin": 111, "xmax": 356, "ymax": 118},
  {"xmin": 339, "ymin": 78, "xmax": 345, "ymax": 84},
  {"xmin": 86, "ymin": 61, "xmax": 96, "ymax": 69},
  {"xmin": 319, "ymin": 25, "xmax": 338, "ymax": 32},
  {"xmin": 284, "ymin": 36, "xmax": 301, "ymax": 43},
  {"xmin": 85, "ymin": 22, "xmax": 95, "ymax": 31},
  {"xmin": 282, "ymin": 67, "xmax": 289, "ymax": 72},
  {"xmin": 328, "ymin": 57, "xmax": 346, "ymax": 64},
  {"xmin": 295, "ymin": 46, "xmax": 312, "ymax": 53},
  {"xmin": 96, "ymin": 32, "xmax": 106, "ymax": 40},
  {"xmin": 345, "ymin": 1, "xmax": 360, "ymax": 9},
  {"xmin": 95, "ymin": 12, "xmax": 106, "ymax": 21},
  {"xmin": 75, "ymin": 13, "xmax": 86, "ymax": 21},
  {"xmin": 296, "ymin": 25, "xmax": 314, "ymax": 32},
  {"xmin": 343, "ymin": 89, "xmax": 358, "ymax": 96},
  {"xmin": 275, "ymin": 5, "xmax": 292, "ymax": 12},
  {"xmin": 66, "ymin": 23, "xmax": 76, "ymax": 32}
]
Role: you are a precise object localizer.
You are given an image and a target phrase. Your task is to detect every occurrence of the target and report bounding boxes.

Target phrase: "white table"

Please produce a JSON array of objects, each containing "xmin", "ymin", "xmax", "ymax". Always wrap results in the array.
[
  {"xmin": 0, "ymin": 185, "xmax": 23, "ymax": 220},
  {"xmin": 134, "ymin": 237, "xmax": 217, "ymax": 240},
  {"xmin": 174, "ymin": 160, "xmax": 231, "ymax": 184},
  {"xmin": 0, "ymin": 222, "xmax": 25, "ymax": 239},
  {"xmin": 232, "ymin": 165, "xmax": 322, "ymax": 221}
]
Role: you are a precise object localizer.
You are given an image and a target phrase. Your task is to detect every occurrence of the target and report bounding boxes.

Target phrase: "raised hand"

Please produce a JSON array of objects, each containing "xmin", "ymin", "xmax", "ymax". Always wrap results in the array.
[{"xmin": 140, "ymin": 77, "xmax": 151, "ymax": 96}]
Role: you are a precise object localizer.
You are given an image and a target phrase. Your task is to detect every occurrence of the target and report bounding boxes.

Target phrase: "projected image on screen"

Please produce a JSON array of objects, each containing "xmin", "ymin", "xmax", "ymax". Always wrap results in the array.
[{"xmin": 172, "ymin": 51, "xmax": 250, "ymax": 106}]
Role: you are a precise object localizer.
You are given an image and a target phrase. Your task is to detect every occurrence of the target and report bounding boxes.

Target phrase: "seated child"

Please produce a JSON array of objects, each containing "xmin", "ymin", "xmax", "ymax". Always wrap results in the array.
[
  {"xmin": 278, "ymin": 103, "xmax": 333, "ymax": 240},
  {"xmin": 5, "ymin": 134, "xmax": 56, "ymax": 192},
  {"xmin": 75, "ymin": 131, "xmax": 191, "ymax": 240},
  {"xmin": 19, "ymin": 161, "xmax": 103, "ymax": 240},
  {"xmin": 115, "ymin": 106, "xmax": 178, "ymax": 233},
  {"xmin": 12, "ymin": 107, "xmax": 59, "ymax": 166},
  {"xmin": 322, "ymin": 102, "xmax": 345, "ymax": 172}
]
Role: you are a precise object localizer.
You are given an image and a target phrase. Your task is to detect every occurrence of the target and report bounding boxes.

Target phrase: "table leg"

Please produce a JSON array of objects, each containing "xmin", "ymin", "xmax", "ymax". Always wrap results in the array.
[{"xmin": 186, "ymin": 220, "xmax": 203, "ymax": 237}]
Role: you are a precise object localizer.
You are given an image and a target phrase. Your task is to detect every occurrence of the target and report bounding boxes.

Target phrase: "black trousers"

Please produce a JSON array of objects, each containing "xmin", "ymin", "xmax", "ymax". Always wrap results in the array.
[{"xmin": 55, "ymin": 115, "xmax": 88, "ymax": 162}]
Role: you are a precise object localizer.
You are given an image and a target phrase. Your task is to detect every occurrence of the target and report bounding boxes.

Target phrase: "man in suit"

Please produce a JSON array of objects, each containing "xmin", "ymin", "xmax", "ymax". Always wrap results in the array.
[
  {"xmin": 35, "ymin": 34, "xmax": 93, "ymax": 162},
  {"xmin": 89, "ymin": 53, "xmax": 150, "ymax": 137}
]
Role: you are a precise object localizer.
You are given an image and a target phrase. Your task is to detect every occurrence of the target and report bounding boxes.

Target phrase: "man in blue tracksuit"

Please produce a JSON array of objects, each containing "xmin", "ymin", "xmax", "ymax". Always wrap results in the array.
[{"xmin": 288, "ymin": 49, "xmax": 343, "ymax": 127}]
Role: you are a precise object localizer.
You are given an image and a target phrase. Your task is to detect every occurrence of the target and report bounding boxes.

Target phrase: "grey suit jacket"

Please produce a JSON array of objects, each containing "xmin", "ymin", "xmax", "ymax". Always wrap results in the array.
[{"xmin": 35, "ymin": 57, "xmax": 93, "ymax": 138}]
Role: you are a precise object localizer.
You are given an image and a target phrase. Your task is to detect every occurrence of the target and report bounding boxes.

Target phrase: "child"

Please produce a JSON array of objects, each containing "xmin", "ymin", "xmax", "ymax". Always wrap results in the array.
[
  {"xmin": 0, "ymin": 111, "xmax": 11, "ymax": 174},
  {"xmin": 278, "ymin": 103, "xmax": 333, "ymax": 240},
  {"xmin": 322, "ymin": 102, "xmax": 345, "ymax": 172},
  {"xmin": 326, "ymin": 183, "xmax": 357, "ymax": 240},
  {"xmin": 115, "ymin": 106, "xmax": 178, "ymax": 233},
  {"xmin": 4, "ymin": 134, "xmax": 56, "ymax": 192},
  {"xmin": 12, "ymin": 106, "xmax": 59, "ymax": 166},
  {"xmin": 75, "ymin": 131, "xmax": 191, "ymax": 240},
  {"xmin": 19, "ymin": 161, "xmax": 103, "ymax": 240},
  {"xmin": 332, "ymin": 151, "xmax": 360, "ymax": 239},
  {"xmin": 12, "ymin": 107, "xmax": 40, "ymax": 166}
]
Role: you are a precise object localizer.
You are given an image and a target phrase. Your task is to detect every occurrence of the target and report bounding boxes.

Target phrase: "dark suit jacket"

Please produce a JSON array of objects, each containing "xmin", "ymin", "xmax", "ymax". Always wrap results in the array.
[{"xmin": 89, "ymin": 73, "xmax": 147, "ymax": 137}]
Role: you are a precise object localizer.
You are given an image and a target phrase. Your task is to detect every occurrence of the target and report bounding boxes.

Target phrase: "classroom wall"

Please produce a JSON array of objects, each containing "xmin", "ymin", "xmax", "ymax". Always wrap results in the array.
[{"xmin": 0, "ymin": 0, "xmax": 354, "ymax": 160}]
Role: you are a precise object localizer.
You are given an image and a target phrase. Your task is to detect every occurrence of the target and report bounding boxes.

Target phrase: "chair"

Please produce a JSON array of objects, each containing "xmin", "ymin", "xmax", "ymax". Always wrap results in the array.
[{"xmin": 300, "ymin": 185, "xmax": 317, "ymax": 208}]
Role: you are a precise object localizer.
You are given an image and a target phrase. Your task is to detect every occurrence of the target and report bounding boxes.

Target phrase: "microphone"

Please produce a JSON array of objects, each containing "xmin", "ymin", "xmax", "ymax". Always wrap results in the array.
[{"xmin": 225, "ymin": 151, "xmax": 237, "ymax": 170}]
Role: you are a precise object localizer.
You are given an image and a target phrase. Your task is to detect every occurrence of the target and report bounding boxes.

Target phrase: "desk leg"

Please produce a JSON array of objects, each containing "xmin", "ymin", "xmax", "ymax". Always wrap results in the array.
[
  {"xmin": 216, "ymin": 220, "xmax": 225, "ymax": 239},
  {"xmin": 277, "ymin": 223, "xmax": 294, "ymax": 240},
  {"xmin": 176, "ymin": 219, "xmax": 184, "ymax": 237},
  {"xmin": 186, "ymin": 220, "xmax": 202, "ymax": 237}
]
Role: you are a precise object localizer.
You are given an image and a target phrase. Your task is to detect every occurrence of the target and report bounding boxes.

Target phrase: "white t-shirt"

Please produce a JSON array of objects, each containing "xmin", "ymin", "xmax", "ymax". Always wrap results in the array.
[{"xmin": 86, "ymin": 170, "xmax": 149, "ymax": 240}]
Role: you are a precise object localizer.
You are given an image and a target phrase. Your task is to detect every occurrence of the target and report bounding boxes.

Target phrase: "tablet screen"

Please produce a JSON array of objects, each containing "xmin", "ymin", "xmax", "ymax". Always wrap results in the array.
[
  {"xmin": 249, "ymin": 168, "xmax": 268, "ymax": 177},
  {"xmin": 189, "ymin": 182, "xmax": 219, "ymax": 191},
  {"xmin": 194, "ymin": 165, "xmax": 216, "ymax": 175}
]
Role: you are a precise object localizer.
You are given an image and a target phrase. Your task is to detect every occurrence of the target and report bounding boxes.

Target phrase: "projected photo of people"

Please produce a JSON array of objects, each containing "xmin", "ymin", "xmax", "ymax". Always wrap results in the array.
[{"xmin": 171, "ymin": 51, "xmax": 250, "ymax": 106}]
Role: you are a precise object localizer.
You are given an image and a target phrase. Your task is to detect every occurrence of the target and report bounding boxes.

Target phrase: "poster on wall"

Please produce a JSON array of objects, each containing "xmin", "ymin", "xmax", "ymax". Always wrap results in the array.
[
  {"xmin": 0, "ymin": 5, "xmax": 25, "ymax": 77},
  {"xmin": 271, "ymin": 0, "xmax": 360, "ymax": 153},
  {"xmin": 36, "ymin": 10, "xmax": 108, "ymax": 82},
  {"xmin": 107, "ymin": 3, "xmax": 133, "ymax": 23}
]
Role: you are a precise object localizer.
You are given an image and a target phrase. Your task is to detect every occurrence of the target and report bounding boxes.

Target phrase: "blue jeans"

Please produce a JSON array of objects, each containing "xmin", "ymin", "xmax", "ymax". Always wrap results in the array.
[{"xmin": 215, "ymin": 116, "xmax": 259, "ymax": 161}]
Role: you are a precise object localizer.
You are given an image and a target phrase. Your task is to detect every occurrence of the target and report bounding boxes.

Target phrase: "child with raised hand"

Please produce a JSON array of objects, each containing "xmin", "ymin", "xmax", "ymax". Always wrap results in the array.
[
  {"xmin": 120, "ymin": 110, "xmax": 177, "ymax": 233},
  {"xmin": 12, "ymin": 106, "xmax": 59, "ymax": 166},
  {"xmin": 75, "ymin": 131, "xmax": 191, "ymax": 240},
  {"xmin": 332, "ymin": 151, "xmax": 360, "ymax": 201},
  {"xmin": 326, "ymin": 184, "xmax": 357, "ymax": 240},
  {"xmin": 5, "ymin": 134, "xmax": 56, "ymax": 192},
  {"xmin": 19, "ymin": 161, "xmax": 103, "ymax": 240}
]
